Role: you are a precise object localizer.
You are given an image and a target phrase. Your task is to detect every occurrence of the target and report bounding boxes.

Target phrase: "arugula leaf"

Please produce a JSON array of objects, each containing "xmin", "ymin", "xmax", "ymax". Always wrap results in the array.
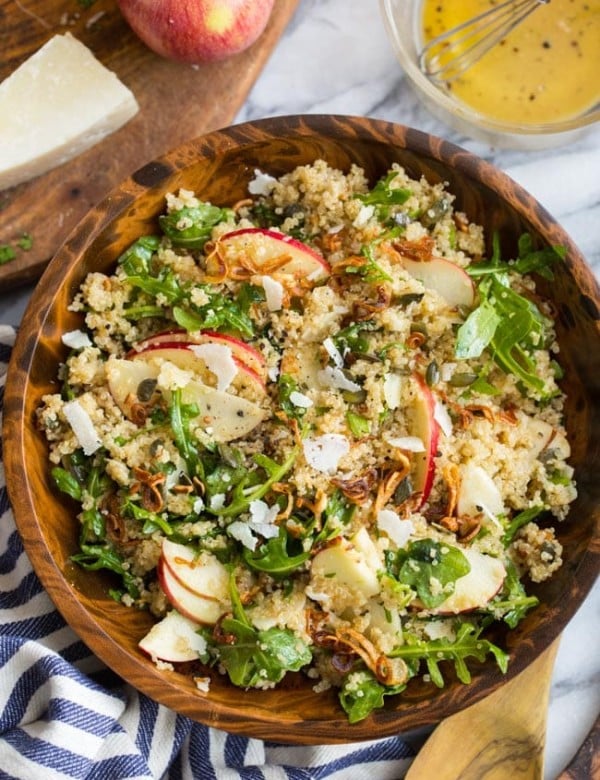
[
  {"xmin": 277, "ymin": 373, "xmax": 308, "ymax": 421},
  {"xmin": 455, "ymin": 297, "xmax": 501, "ymax": 359},
  {"xmin": 332, "ymin": 320, "xmax": 380, "ymax": 356},
  {"xmin": 173, "ymin": 288, "xmax": 254, "ymax": 338},
  {"xmin": 118, "ymin": 236, "xmax": 161, "ymax": 276},
  {"xmin": 456, "ymin": 274, "xmax": 553, "ymax": 398},
  {"xmin": 485, "ymin": 561, "xmax": 539, "ymax": 628},
  {"xmin": 243, "ymin": 526, "xmax": 310, "ymax": 576},
  {"xmin": 354, "ymin": 171, "xmax": 412, "ymax": 220},
  {"xmin": 169, "ymin": 389, "xmax": 203, "ymax": 479},
  {"xmin": 387, "ymin": 539, "xmax": 470, "ymax": 608},
  {"xmin": 208, "ymin": 448, "xmax": 299, "ymax": 518},
  {"xmin": 391, "ymin": 622, "xmax": 509, "ymax": 686},
  {"xmin": 339, "ymin": 670, "xmax": 407, "ymax": 723},
  {"xmin": 214, "ymin": 576, "xmax": 311, "ymax": 687},
  {"xmin": 502, "ymin": 505, "xmax": 544, "ymax": 546},
  {"xmin": 159, "ymin": 203, "xmax": 233, "ymax": 249}
]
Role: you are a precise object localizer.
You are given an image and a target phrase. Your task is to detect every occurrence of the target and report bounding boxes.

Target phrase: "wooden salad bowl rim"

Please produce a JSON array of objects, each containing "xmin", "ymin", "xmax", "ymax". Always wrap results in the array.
[{"xmin": 3, "ymin": 115, "xmax": 600, "ymax": 743}]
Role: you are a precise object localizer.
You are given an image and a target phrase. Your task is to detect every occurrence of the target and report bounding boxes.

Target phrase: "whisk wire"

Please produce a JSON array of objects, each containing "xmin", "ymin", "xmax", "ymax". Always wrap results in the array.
[{"xmin": 420, "ymin": 0, "xmax": 549, "ymax": 85}]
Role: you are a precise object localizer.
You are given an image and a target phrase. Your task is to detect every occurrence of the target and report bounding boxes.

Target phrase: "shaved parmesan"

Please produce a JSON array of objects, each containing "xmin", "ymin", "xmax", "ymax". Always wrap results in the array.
[
  {"xmin": 260, "ymin": 276, "xmax": 284, "ymax": 312},
  {"xmin": 323, "ymin": 337, "xmax": 344, "ymax": 368},
  {"xmin": 227, "ymin": 520, "xmax": 258, "ymax": 551},
  {"xmin": 63, "ymin": 400, "xmax": 101, "ymax": 455},
  {"xmin": 61, "ymin": 330, "xmax": 92, "ymax": 350},
  {"xmin": 376, "ymin": 509, "xmax": 414, "ymax": 548},
  {"xmin": 458, "ymin": 463, "xmax": 505, "ymax": 522},
  {"xmin": 317, "ymin": 366, "xmax": 361, "ymax": 393},
  {"xmin": 249, "ymin": 499, "xmax": 279, "ymax": 527},
  {"xmin": 385, "ymin": 435, "xmax": 425, "ymax": 452},
  {"xmin": 289, "ymin": 390, "xmax": 313, "ymax": 408},
  {"xmin": 189, "ymin": 343, "xmax": 237, "ymax": 391},
  {"xmin": 434, "ymin": 399, "xmax": 453, "ymax": 437},
  {"xmin": 383, "ymin": 373, "xmax": 402, "ymax": 409},
  {"xmin": 303, "ymin": 434, "xmax": 350, "ymax": 474},
  {"xmin": 248, "ymin": 169, "xmax": 277, "ymax": 196}
]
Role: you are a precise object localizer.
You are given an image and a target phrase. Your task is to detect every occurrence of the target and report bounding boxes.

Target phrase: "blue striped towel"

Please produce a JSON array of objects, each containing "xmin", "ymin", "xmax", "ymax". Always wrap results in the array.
[{"xmin": 0, "ymin": 325, "xmax": 415, "ymax": 779}]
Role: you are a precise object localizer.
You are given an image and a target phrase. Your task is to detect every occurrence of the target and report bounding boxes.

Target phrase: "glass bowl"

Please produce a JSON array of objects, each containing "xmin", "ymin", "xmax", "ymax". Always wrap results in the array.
[{"xmin": 380, "ymin": 0, "xmax": 600, "ymax": 150}]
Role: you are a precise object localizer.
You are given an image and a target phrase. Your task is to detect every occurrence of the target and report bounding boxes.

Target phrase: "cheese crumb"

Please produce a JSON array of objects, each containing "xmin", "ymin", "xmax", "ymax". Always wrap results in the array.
[
  {"xmin": 303, "ymin": 434, "xmax": 350, "ymax": 474},
  {"xmin": 189, "ymin": 343, "xmax": 237, "ymax": 391},
  {"xmin": 63, "ymin": 400, "xmax": 101, "ymax": 455}
]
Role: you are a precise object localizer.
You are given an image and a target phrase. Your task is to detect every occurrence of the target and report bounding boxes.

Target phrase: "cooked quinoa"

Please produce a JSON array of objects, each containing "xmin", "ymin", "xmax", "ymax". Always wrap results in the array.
[{"xmin": 39, "ymin": 160, "xmax": 576, "ymax": 722}]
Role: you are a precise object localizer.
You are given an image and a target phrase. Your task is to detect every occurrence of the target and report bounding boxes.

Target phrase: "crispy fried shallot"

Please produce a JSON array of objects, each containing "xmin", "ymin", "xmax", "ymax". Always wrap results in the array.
[
  {"xmin": 131, "ymin": 467, "xmax": 166, "ymax": 513},
  {"xmin": 392, "ymin": 236, "xmax": 436, "ymax": 262},
  {"xmin": 313, "ymin": 626, "xmax": 408, "ymax": 686},
  {"xmin": 373, "ymin": 458, "xmax": 411, "ymax": 516},
  {"xmin": 332, "ymin": 468, "xmax": 378, "ymax": 505}
]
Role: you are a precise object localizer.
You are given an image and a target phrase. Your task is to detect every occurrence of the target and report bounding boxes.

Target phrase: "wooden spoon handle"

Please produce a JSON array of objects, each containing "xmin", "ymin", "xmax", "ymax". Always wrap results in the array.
[{"xmin": 405, "ymin": 639, "xmax": 560, "ymax": 780}]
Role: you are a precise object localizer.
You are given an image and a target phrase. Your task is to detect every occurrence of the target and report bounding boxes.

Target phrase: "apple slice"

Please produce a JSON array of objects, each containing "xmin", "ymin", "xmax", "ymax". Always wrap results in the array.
[
  {"xmin": 138, "ymin": 610, "xmax": 207, "ymax": 662},
  {"xmin": 130, "ymin": 342, "xmax": 266, "ymax": 397},
  {"xmin": 407, "ymin": 374, "xmax": 440, "ymax": 506},
  {"xmin": 106, "ymin": 357, "xmax": 266, "ymax": 440},
  {"xmin": 457, "ymin": 463, "xmax": 505, "ymax": 522},
  {"xmin": 180, "ymin": 378, "xmax": 266, "ymax": 441},
  {"xmin": 310, "ymin": 528, "xmax": 382, "ymax": 601},
  {"xmin": 158, "ymin": 556, "xmax": 226, "ymax": 625},
  {"xmin": 161, "ymin": 540, "xmax": 229, "ymax": 602},
  {"xmin": 430, "ymin": 548, "xmax": 506, "ymax": 614},
  {"xmin": 399, "ymin": 255, "xmax": 475, "ymax": 308},
  {"xmin": 105, "ymin": 357, "xmax": 160, "ymax": 418},
  {"xmin": 219, "ymin": 227, "xmax": 330, "ymax": 282},
  {"xmin": 133, "ymin": 329, "xmax": 267, "ymax": 380}
]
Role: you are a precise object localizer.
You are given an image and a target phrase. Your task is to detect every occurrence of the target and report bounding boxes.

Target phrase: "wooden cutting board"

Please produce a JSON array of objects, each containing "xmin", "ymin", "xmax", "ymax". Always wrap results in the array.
[{"xmin": 0, "ymin": 0, "xmax": 300, "ymax": 290}]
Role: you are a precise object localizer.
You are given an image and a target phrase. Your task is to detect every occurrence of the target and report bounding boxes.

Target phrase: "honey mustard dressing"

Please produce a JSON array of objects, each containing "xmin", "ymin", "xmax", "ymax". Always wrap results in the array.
[{"xmin": 421, "ymin": 0, "xmax": 600, "ymax": 124}]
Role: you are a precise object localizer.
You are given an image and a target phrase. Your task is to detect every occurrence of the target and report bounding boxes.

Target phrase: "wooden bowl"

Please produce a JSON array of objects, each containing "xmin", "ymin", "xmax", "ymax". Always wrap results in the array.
[{"xmin": 4, "ymin": 115, "xmax": 599, "ymax": 744}]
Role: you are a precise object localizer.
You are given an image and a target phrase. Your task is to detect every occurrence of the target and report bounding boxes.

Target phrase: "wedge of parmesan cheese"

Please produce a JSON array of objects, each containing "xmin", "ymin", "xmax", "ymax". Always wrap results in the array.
[{"xmin": 0, "ymin": 33, "xmax": 139, "ymax": 190}]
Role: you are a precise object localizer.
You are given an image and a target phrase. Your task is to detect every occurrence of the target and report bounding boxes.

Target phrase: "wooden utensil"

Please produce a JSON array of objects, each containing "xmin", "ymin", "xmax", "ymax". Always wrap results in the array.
[{"xmin": 405, "ymin": 638, "xmax": 560, "ymax": 779}]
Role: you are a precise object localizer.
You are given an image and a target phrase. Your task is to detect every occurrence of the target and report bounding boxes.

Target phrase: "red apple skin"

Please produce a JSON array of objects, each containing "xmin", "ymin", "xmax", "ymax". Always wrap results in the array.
[
  {"xmin": 130, "ymin": 341, "xmax": 267, "ymax": 394},
  {"xmin": 116, "ymin": 0, "xmax": 275, "ymax": 64},
  {"xmin": 220, "ymin": 227, "xmax": 331, "ymax": 279},
  {"xmin": 131, "ymin": 330, "xmax": 266, "ymax": 379}
]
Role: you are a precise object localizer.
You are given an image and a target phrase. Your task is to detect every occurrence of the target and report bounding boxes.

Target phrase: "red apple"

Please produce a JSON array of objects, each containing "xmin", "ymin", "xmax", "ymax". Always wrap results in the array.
[
  {"xmin": 158, "ymin": 556, "xmax": 226, "ymax": 625},
  {"xmin": 399, "ymin": 254, "xmax": 475, "ymax": 308},
  {"xmin": 408, "ymin": 374, "xmax": 439, "ymax": 506},
  {"xmin": 105, "ymin": 357, "xmax": 266, "ymax": 440},
  {"xmin": 219, "ymin": 227, "xmax": 331, "ymax": 282},
  {"xmin": 116, "ymin": 0, "xmax": 275, "ymax": 64},
  {"xmin": 133, "ymin": 329, "xmax": 267, "ymax": 380},
  {"xmin": 161, "ymin": 540, "xmax": 229, "ymax": 602},
  {"xmin": 130, "ymin": 342, "xmax": 267, "ymax": 396}
]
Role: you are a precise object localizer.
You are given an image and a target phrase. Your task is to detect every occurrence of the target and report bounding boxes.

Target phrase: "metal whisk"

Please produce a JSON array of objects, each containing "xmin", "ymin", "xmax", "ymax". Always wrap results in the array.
[{"xmin": 419, "ymin": 0, "xmax": 549, "ymax": 85}]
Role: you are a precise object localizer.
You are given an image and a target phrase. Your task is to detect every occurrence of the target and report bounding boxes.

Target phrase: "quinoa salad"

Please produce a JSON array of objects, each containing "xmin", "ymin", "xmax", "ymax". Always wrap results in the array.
[{"xmin": 39, "ymin": 160, "xmax": 576, "ymax": 722}]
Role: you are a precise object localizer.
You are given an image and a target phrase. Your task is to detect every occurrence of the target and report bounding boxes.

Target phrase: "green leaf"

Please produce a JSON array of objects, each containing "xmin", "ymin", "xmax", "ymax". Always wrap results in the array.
[
  {"xmin": 277, "ymin": 373, "xmax": 308, "ymax": 421},
  {"xmin": 159, "ymin": 203, "xmax": 232, "ymax": 249},
  {"xmin": 243, "ymin": 526, "xmax": 310, "ymax": 576},
  {"xmin": 51, "ymin": 466, "xmax": 82, "ymax": 501},
  {"xmin": 346, "ymin": 411, "xmax": 370, "ymax": 438},
  {"xmin": 118, "ymin": 235, "xmax": 161, "ymax": 275},
  {"xmin": 455, "ymin": 299, "xmax": 501, "ymax": 359},
  {"xmin": 486, "ymin": 561, "xmax": 539, "ymax": 628},
  {"xmin": 391, "ymin": 623, "xmax": 509, "ymax": 685},
  {"xmin": 339, "ymin": 669, "xmax": 408, "ymax": 723},
  {"xmin": 502, "ymin": 506, "xmax": 544, "ymax": 546},
  {"xmin": 389, "ymin": 539, "xmax": 471, "ymax": 608}
]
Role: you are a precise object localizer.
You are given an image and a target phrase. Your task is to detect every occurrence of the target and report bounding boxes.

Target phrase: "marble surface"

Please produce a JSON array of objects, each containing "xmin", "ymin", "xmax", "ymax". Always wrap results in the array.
[{"xmin": 1, "ymin": 1, "xmax": 598, "ymax": 777}]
